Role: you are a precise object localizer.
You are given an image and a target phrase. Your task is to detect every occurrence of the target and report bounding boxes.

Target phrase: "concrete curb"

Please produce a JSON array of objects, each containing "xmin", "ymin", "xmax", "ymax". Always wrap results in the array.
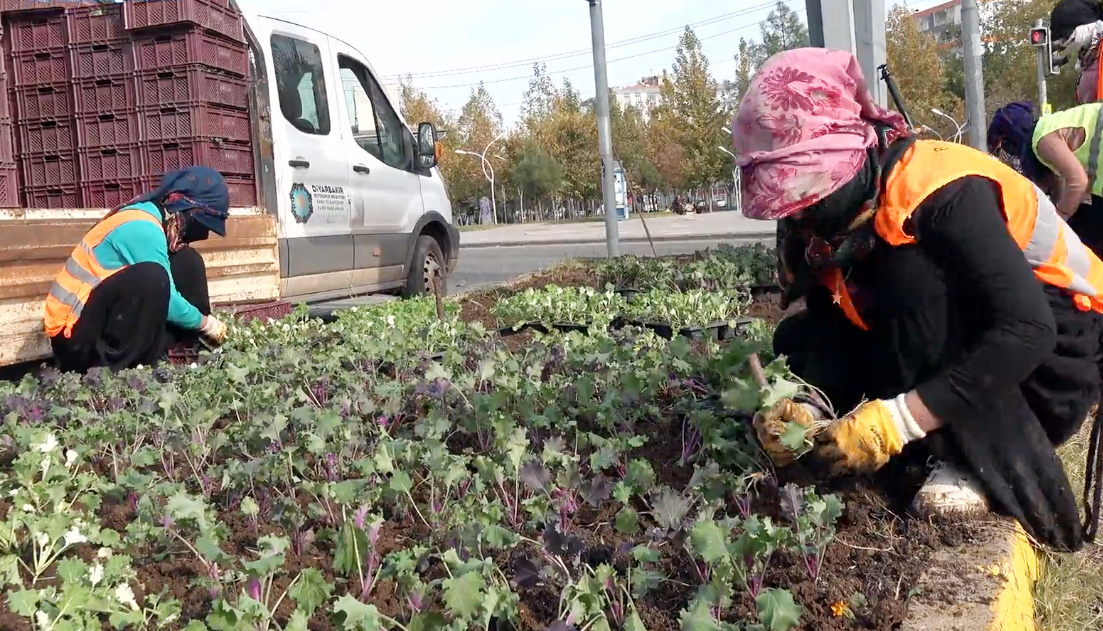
[
  {"xmin": 459, "ymin": 231, "xmax": 776, "ymax": 248},
  {"xmin": 903, "ymin": 519, "xmax": 1037, "ymax": 631}
]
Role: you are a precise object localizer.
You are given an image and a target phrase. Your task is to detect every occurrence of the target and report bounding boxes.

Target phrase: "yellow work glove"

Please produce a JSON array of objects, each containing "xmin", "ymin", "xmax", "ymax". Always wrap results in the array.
[
  {"xmin": 753, "ymin": 398, "xmax": 827, "ymax": 466},
  {"xmin": 198, "ymin": 315, "xmax": 228, "ymax": 349},
  {"xmin": 817, "ymin": 395, "xmax": 926, "ymax": 474}
]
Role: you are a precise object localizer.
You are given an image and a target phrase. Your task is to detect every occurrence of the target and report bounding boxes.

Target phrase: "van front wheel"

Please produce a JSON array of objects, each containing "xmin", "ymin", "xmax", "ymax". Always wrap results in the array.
[{"xmin": 405, "ymin": 235, "xmax": 446, "ymax": 297}]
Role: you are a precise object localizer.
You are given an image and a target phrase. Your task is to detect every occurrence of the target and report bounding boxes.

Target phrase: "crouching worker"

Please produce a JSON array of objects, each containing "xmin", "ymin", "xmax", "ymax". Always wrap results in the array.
[
  {"xmin": 44, "ymin": 166, "xmax": 232, "ymax": 373},
  {"xmin": 989, "ymin": 101, "xmax": 1103, "ymax": 257},
  {"xmin": 735, "ymin": 48, "xmax": 1103, "ymax": 551}
]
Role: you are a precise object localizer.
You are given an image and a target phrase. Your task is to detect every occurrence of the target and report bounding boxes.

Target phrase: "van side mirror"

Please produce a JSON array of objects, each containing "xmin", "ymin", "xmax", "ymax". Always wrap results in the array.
[{"xmin": 417, "ymin": 122, "xmax": 438, "ymax": 169}]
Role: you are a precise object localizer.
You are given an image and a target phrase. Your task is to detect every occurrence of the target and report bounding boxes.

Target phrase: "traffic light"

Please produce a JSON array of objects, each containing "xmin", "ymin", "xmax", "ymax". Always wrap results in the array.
[
  {"xmin": 1030, "ymin": 25, "xmax": 1049, "ymax": 47},
  {"xmin": 1030, "ymin": 25, "xmax": 1062, "ymax": 76}
]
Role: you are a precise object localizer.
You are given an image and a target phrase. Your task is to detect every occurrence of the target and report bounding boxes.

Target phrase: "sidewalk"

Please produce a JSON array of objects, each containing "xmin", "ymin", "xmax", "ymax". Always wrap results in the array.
[{"xmin": 460, "ymin": 212, "xmax": 776, "ymax": 247}]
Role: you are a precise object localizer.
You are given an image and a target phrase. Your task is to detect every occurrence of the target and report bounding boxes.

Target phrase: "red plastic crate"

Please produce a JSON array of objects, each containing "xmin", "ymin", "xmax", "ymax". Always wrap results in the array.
[
  {"xmin": 11, "ymin": 49, "xmax": 68, "ymax": 87},
  {"xmin": 145, "ymin": 139, "xmax": 252, "ymax": 175},
  {"xmin": 73, "ymin": 76, "xmax": 137, "ymax": 114},
  {"xmin": 67, "ymin": 5, "xmax": 125, "ymax": 45},
  {"xmin": 17, "ymin": 117, "xmax": 74, "ymax": 154},
  {"xmin": 22, "ymin": 185, "xmax": 78, "ymax": 209},
  {"xmin": 140, "ymin": 103, "xmax": 250, "ymax": 142},
  {"xmin": 0, "ymin": 164, "xmax": 17, "ymax": 207},
  {"xmin": 79, "ymin": 145, "xmax": 139, "ymax": 182},
  {"xmin": 225, "ymin": 175, "xmax": 256, "ymax": 206},
  {"xmin": 136, "ymin": 66, "xmax": 248, "ymax": 110},
  {"xmin": 81, "ymin": 178, "xmax": 143, "ymax": 208},
  {"xmin": 7, "ymin": 12, "xmax": 67, "ymax": 53},
  {"xmin": 19, "ymin": 152, "xmax": 76, "ymax": 188},
  {"xmin": 0, "ymin": 77, "xmax": 10, "ymax": 120},
  {"xmin": 123, "ymin": 0, "xmax": 244, "ymax": 43},
  {"xmin": 69, "ymin": 42, "xmax": 133, "ymax": 80},
  {"xmin": 132, "ymin": 28, "xmax": 249, "ymax": 77},
  {"xmin": 0, "ymin": 120, "xmax": 13, "ymax": 162},
  {"xmin": 2, "ymin": 0, "xmax": 73, "ymax": 10},
  {"xmin": 12, "ymin": 83, "xmax": 71, "ymax": 121},
  {"xmin": 76, "ymin": 111, "xmax": 139, "ymax": 148}
]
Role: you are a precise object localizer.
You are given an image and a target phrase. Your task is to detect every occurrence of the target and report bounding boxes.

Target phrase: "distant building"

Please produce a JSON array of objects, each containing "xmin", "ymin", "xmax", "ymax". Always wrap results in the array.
[
  {"xmin": 613, "ymin": 76, "xmax": 662, "ymax": 118},
  {"xmin": 912, "ymin": 0, "xmax": 962, "ymax": 49},
  {"xmin": 613, "ymin": 75, "xmax": 731, "ymax": 119}
]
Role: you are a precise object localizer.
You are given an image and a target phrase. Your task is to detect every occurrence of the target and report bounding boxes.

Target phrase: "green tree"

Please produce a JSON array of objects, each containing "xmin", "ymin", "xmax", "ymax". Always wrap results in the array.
[
  {"xmin": 657, "ymin": 26, "xmax": 728, "ymax": 201},
  {"xmin": 452, "ymin": 84, "xmax": 504, "ymax": 213},
  {"xmin": 755, "ymin": 1, "xmax": 809, "ymax": 61},
  {"xmin": 734, "ymin": 38, "xmax": 757, "ymax": 99},
  {"xmin": 509, "ymin": 141, "xmax": 564, "ymax": 216},
  {"xmin": 885, "ymin": 6, "xmax": 963, "ymax": 137}
]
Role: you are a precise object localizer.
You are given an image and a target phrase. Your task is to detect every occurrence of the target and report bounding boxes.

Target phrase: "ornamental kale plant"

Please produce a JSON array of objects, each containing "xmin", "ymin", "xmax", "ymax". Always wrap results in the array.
[
  {"xmin": 0, "ymin": 255, "xmax": 877, "ymax": 631},
  {"xmin": 624, "ymin": 289, "xmax": 749, "ymax": 328},
  {"xmin": 491, "ymin": 285, "xmax": 627, "ymax": 328}
]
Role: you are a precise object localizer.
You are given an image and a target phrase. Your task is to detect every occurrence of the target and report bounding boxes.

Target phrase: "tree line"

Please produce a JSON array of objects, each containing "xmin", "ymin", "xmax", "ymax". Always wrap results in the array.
[{"xmin": 398, "ymin": 0, "xmax": 1066, "ymax": 225}]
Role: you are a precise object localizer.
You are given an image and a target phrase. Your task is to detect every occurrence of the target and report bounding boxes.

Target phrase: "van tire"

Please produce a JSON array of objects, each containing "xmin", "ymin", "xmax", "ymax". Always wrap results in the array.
[{"xmin": 405, "ymin": 235, "xmax": 446, "ymax": 297}]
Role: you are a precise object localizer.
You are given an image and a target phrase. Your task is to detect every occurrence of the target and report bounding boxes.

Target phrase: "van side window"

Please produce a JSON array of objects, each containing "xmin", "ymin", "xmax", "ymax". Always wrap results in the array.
[
  {"xmin": 271, "ymin": 34, "xmax": 331, "ymax": 135},
  {"xmin": 337, "ymin": 57, "xmax": 383, "ymax": 161},
  {"xmin": 363, "ymin": 69, "xmax": 412, "ymax": 171}
]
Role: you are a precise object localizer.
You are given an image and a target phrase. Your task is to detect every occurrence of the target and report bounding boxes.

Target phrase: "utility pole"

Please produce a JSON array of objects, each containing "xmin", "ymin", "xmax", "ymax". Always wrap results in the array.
[
  {"xmin": 961, "ymin": 0, "xmax": 986, "ymax": 150},
  {"xmin": 588, "ymin": 0, "xmax": 619, "ymax": 257}
]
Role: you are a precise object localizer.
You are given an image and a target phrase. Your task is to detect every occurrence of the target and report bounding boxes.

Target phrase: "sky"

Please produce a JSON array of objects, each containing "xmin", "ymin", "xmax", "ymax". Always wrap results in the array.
[{"xmin": 239, "ymin": 0, "xmax": 948, "ymax": 126}]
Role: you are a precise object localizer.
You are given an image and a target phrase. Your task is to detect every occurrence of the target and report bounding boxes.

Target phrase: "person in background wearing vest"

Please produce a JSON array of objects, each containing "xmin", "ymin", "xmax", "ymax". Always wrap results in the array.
[
  {"xmin": 1051, "ymin": 0, "xmax": 1103, "ymax": 103},
  {"xmin": 44, "ymin": 166, "xmax": 232, "ymax": 373},
  {"xmin": 989, "ymin": 101, "xmax": 1103, "ymax": 257},
  {"xmin": 736, "ymin": 48, "xmax": 1103, "ymax": 551}
]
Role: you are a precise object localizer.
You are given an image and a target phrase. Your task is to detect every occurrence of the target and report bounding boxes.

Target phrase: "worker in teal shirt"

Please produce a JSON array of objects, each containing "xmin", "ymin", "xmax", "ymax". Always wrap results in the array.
[{"xmin": 45, "ymin": 167, "xmax": 232, "ymax": 372}]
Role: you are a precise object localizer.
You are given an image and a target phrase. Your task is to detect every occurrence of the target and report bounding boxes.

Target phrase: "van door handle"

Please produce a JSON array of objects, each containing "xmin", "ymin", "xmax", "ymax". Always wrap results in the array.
[
  {"xmin": 353, "ymin": 165, "xmax": 370, "ymax": 174},
  {"xmin": 289, "ymin": 159, "xmax": 310, "ymax": 168}
]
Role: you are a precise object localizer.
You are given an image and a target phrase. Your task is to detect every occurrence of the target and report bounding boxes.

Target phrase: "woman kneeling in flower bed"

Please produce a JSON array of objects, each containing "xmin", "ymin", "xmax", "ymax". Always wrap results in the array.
[
  {"xmin": 43, "ymin": 167, "xmax": 232, "ymax": 373},
  {"xmin": 736, "ymin": 48, "xmax": 1103, "ymax": 552}
]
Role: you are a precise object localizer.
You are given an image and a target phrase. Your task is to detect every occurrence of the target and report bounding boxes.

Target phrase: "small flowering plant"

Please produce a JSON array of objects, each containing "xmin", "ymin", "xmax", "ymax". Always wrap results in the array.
[
  {"xmin": 6, "ymin": 547, "xmax": 181, "ymax": 631},
  {"xmin": 0, "ymin": 431, "xmax": 116, "ymax": 586}
]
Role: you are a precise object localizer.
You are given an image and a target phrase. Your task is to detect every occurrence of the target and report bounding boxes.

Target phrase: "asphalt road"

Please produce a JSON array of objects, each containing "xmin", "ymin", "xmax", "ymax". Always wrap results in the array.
[{"xmin": 449, "ymin": 236, "xmax": 767, "ymax": 293}]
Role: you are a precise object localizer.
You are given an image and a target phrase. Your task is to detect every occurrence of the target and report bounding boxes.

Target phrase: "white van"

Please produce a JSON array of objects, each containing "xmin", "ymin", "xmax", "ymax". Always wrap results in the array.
[{"xmin": 0, "ymin": 6, "xmax": 460, "ymax": 368}]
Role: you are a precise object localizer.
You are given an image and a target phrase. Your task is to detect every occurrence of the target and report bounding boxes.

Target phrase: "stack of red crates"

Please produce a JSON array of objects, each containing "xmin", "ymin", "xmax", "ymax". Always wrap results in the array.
[
  {"xmin": 0, "ymin": 18, "xmax": 14, "ymax": 207},
  {"xmin": 0, "ymin": 0, "xmax": 255, "ymax": 209},
  {"xmin": 125, "ymin": 0, "xmax": 256, "ymax": 206},
  {"xmin": 7, "ymin": 9, "xmax": 77, "ymax": 208},
  {"xmin": 70, "ymin": 4, "xmax": 141, "ymax": 208}
]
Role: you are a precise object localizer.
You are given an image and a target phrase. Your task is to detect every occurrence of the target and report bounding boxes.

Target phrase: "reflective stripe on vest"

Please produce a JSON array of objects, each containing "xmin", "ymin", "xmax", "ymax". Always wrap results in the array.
[
  {"xmin": 833, "ymin": 140, "xmax": 1103, "ymax": 328},
  {"xmin": 1086, "ymin": 104, "xmax": 1103, "ymax": 196},
  {"xmin": 43, "ymin": 208, "xmax": 163, "ymax": 338}
]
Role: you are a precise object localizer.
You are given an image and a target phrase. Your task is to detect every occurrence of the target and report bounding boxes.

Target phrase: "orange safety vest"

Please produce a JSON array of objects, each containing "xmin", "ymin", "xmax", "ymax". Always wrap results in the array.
[
  {"xmin": 43, "ymin": 208, "xmax": 163, "ymax": 338},
  {"xmin": 829, "ymin": 140, "xmax": 1103, "ymax": 330}
]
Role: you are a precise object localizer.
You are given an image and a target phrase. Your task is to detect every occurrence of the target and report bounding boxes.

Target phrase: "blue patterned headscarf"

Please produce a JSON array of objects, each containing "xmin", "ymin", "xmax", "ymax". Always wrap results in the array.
[{"xmin": 129, "ymin": 166, "xmax": 230, "ymax": 236}]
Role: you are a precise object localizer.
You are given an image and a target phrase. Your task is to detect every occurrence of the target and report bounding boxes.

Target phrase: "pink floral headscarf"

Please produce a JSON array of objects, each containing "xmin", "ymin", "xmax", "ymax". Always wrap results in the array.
[{"xmin": 733, "ymin": 48, "xmax": 907, "ymax": 220}]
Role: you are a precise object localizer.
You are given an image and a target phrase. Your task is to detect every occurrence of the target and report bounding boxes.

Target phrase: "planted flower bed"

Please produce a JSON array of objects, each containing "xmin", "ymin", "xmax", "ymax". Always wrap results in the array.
[
  {"xmin": 0, "ymin": 256, "xmax": 955, "ymax": 631},
  {"xmin": 621, "ymin": 289, "xmax": 750, "ymax": 340},
  {"xmin": 491, "ymin": 286, "xmax": 627, "ymax": 334},
  {"xmin": 595, "ymin": 244, "xmax": 777, "ymax": 294}
]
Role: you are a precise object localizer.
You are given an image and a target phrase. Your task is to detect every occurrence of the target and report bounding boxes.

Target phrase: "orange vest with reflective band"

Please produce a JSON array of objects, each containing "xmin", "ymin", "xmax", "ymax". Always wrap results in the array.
[
  {"xmin": 43, "ymin": 209, "xmax": 163, "ymax": 338},
  {"xmin": 830, "ymin": 140, "xmax": 1103, "ymax": 330}
]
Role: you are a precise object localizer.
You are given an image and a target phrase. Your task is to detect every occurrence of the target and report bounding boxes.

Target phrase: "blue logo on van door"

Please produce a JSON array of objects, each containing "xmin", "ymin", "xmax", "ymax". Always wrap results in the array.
[{"xmin": 290, "ymin": 183, "xmax": 313, "ymax": 223}]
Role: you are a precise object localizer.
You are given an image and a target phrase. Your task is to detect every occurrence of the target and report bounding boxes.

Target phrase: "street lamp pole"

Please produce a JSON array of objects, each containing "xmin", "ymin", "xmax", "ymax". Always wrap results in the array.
[
  {"xmin": 456, "ymin": 131, "xmax": 505, "ymax": 223},
  {"xmin": 930, "ymin": 108, "xmax": 965, "ymax": 143},
  {"xmin": 588, "ymin": 0, "xmax": 619, "ymax": 257}
]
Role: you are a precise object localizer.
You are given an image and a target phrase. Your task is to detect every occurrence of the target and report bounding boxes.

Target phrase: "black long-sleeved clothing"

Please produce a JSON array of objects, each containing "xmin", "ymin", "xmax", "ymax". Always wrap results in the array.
[
  {"xmin": 774, "ymin": 174, "xmax": 1103, "ymax": 550},
  {"xmin": 909, "ymin": 177, "xmax": 1057, "ymax": 427}
]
